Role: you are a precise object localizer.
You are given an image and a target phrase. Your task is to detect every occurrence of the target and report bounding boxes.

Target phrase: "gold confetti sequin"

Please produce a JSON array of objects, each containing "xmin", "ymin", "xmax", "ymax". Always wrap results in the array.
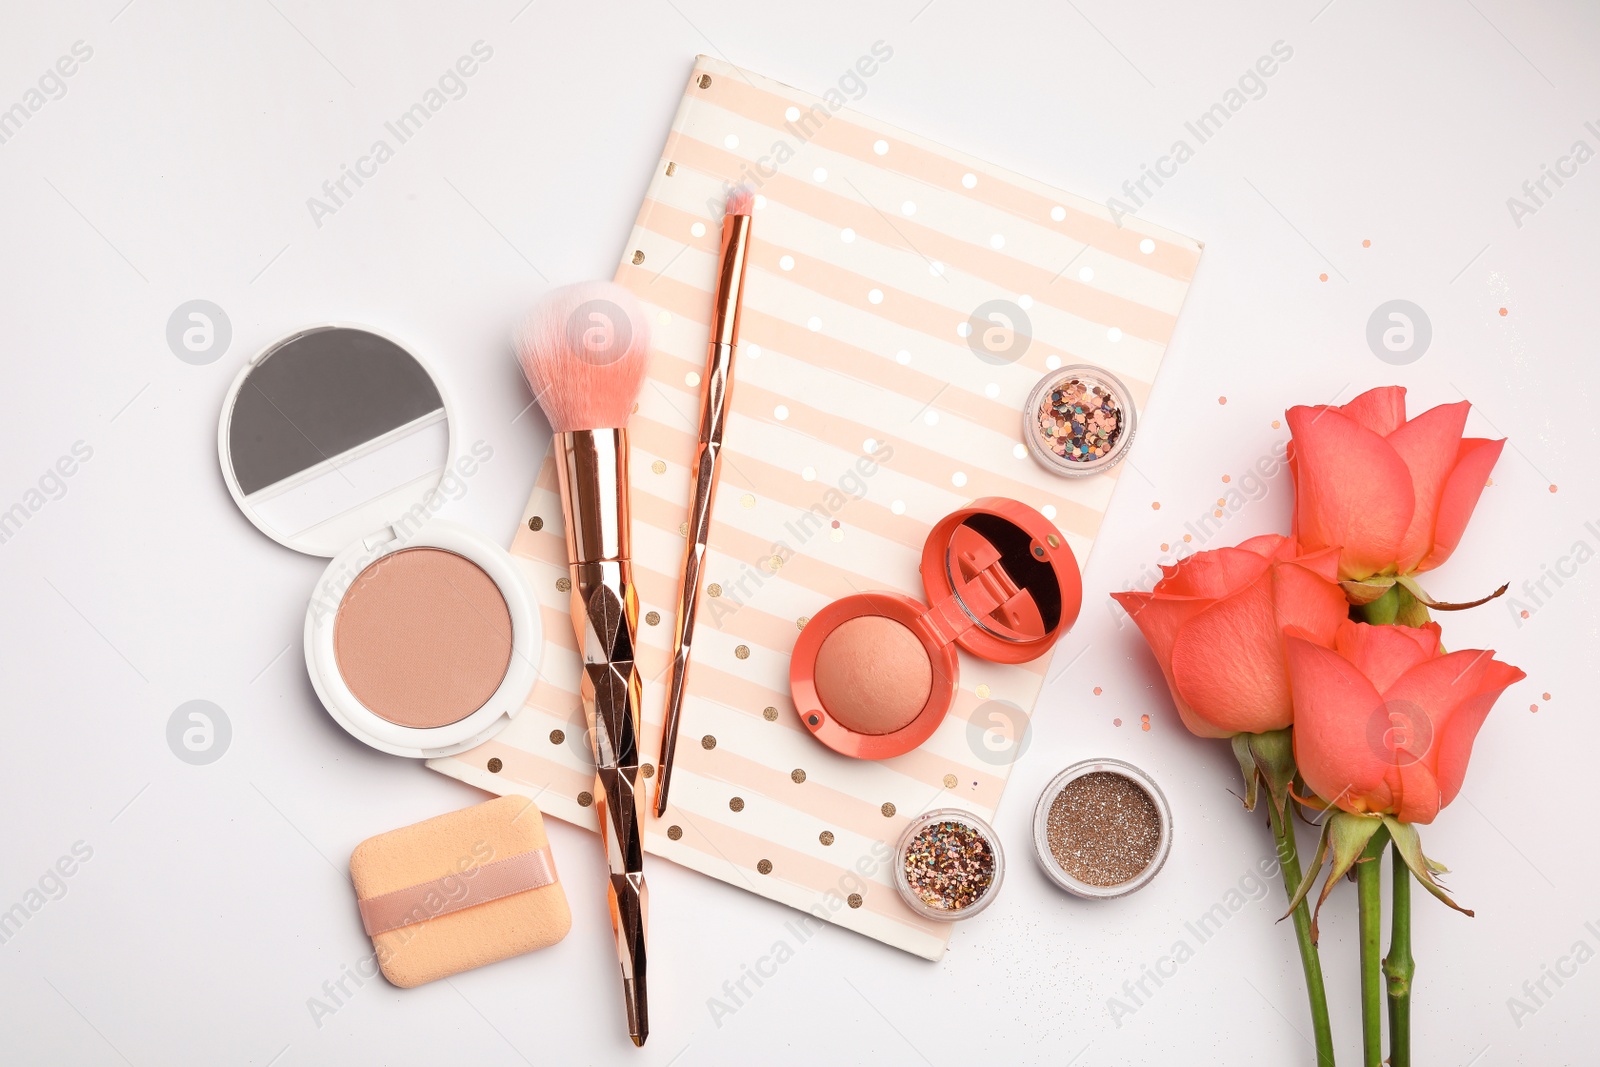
[
  {"xmin": 651, "ymin": 460, "xmax": 667, "ymax": 475},
  {"xmin": 763, "ymin": 706, "xmax": 779, "ymax": 721},
  {"xmin": 549, "ymin": 729, "xmax": 565, "ymax": 745},
  {"xmin": 975, "ymin": 683, "xmax": 990, "ymax": 699},
  {"xmin": 741, "ymin": 494, "xmax": 756, "ymax": 508},
  {"xmin": 527, "ymin": 516, "xmax": 544, "ymax": 531},
  {"xmin": 797, "ymin": 616, "xmax": 809, "ymax": 629},
  {"xmin": 487, "ymin": 757, "xmax": 502, "ymax": 773},
  {"xmin": 791, "ymin": 768, "xmax": 806, "ymax": 783},
  {"xmin": 701, "ymin": 735, "xmax": 717, "ymax": 750},
  {"xmin": 757, "ymin": 859, "xmax": 772, "ymax": 875},
  {"xmin": 819, "ymin": 831, "xmax": 835, "ymax": 846},
  {"xmin": 642, "ymin": 763, "xmax": 655, "ymax": 778},
  {"xmin": 734, "ymin": 645, "xmax": 750, "ymax": 659},
  {"xmin": 707, "ymin": 583, "xmax": 722, "ymax": 597},
  {"xmin": 555, "ymin": 577, "xmax": 571, "ymax": 592},
  {"xmin": 943, "ymin": 774, "xmax": 958, "ymax": 789},
  {"xmin": 729, "ymin": 797, "xmax": 745, "ymax": 812},
  {"xmin": 881, "ymin": 802, "xmax": 897, "ymax": 818},
  {"xmin": 577, "ymin": 791, "xmax": 593, "ymax": 807},
  {"xmin": 645, "ymin": 611, "xmax": 661, "ymax": 626},
  {"xmin": 667, "ymin": 824, "xmax": 683, "ymax": 840},
  {"xmin": 847, "ymin": 893, "xmax": 863, "ymax": 908}
]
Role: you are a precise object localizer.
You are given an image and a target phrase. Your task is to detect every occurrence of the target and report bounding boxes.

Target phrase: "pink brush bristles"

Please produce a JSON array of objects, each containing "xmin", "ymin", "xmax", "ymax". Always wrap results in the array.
[
  {"xmin": 725, "ymin": 185, "xmax": 754, "ymax": 217},
  {"xmin": 516, "ymin": 281, "xmax": 652, "ymax": 432}
]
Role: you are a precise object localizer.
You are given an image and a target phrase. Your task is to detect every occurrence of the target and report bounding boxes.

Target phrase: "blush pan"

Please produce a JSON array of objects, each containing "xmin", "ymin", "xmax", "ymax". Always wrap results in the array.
[
  {"xmin": 334, "ymin": 548, "xmax": 514, "ymax": 730},
  {"xmin": 790, "ymin": 498, "xmax": 1082, "ymax": 761}
]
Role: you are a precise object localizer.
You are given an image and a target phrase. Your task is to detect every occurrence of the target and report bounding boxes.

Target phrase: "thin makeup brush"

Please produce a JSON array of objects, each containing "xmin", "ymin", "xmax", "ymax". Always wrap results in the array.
[
  {"xmin": 517, "ymin": 281, "xmax": 651, "ymax": 1047},
  {"xmin": 654, "ymin": 185, "xmax": 754, "ymax": 817}
]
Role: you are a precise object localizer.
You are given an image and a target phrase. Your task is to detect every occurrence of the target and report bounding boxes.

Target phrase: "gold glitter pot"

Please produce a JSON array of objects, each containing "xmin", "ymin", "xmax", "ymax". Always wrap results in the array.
[
  {"xmin": 1032, "ymin": 758, "xmax": 1173, "ymax": 899},
  {"xmin": 892, "ymin": 809, "xmax": 1005, "ymax": 922},
  {"xmin": 1021, "ymin": 365, "xmax": 1137, "ymax": 478}
]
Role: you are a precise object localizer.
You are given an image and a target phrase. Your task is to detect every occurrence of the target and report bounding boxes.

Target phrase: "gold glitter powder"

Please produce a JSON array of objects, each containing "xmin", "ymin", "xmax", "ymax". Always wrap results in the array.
[{"xmin": 1045, "ymin": 772, "xmax": 1161, "ymax": 886}]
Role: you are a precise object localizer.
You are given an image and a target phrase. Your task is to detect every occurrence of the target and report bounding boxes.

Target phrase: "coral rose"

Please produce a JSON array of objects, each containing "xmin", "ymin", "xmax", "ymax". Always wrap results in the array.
[
  {"xmin": 1284, "ymin": 620, "xmax": 1524, "ymax": 824},
  {"xmin": 1286, "ymin": 386, "xmax": 1504, "ymax": 581},
  {"xmin": 1112, "ymin": 534, "xmax": 1347, "ymax": 739}
]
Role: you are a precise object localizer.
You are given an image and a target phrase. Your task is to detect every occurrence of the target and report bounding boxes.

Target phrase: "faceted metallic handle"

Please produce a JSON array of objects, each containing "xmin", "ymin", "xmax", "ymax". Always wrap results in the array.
[
  {"xmin": 654, "ymin": 340, "xmax": 734, "ymax": 817},
  {"xmin": 554, "ymin": 429, "xmax": 649, "ymax": 1047}
]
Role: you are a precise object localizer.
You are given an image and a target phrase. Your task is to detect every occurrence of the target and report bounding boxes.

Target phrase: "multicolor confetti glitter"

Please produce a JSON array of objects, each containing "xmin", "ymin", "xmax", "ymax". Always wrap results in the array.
[
  {"xmin": 1045, "ymin": 772, "xmax": 1161, "ymax": 887},
  {"xmin": 1035, "ymin": 376, "xmax": 1124, "ymax": 463},
  {"xmin": 901, "ymin": 819, "xmax": 996, "ymax": 912}
]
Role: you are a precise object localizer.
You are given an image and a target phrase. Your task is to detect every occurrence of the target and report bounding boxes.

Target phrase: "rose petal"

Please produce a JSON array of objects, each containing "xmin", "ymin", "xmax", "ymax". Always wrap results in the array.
[
  {"xmin": 1112, "ymin": 590, "xmax": 1218, "ymax": 736},
  {"xmin": 1381, "ymin": 651, "xmax": 1524, "ymax": 812},
  {"xmin": 1169, "ymin": 572, "xmax": 1292, "ymax": 733},
  {"xmin": 1335, "ymin": 386, "xmax": 1408, "ymax": 438},
  {"xmin": 1287, "ymin": 405, "xmax": 1415, "ymax": 580},
  {"xmin": 1334, "ymin": 621, "xmax": 1442, "ymax": 692},
  {"xmin": 1285, "ymin": 632, "xmax": 1391, "ymax": 811},
  {"xmin": 1386, "ymin": 401, "xmax": 1470, "ymax": 572},
  {"xmin": 1158, "ymin": 546, "xmax": 1273, "ymax": 599},
  {"xmin": 1417, "ymin": 437, "xmax": 1505, "ymax": 573}
]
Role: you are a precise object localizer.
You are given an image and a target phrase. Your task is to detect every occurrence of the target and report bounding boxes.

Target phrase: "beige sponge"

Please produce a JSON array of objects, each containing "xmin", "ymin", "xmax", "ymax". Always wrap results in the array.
[{"xmin": 349, "ymin": 795, "xmax": 571, "ymax": 988}]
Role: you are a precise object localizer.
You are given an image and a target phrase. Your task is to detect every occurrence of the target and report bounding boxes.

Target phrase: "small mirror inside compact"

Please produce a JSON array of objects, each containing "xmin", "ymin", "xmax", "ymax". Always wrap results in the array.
[
  {"xmin": 946, "ymin": 512, "xmax": 1062, "ymax": 643},
  {"xmin": 220, "ymin": 326, "xmax": 449, "ymax": 556}
]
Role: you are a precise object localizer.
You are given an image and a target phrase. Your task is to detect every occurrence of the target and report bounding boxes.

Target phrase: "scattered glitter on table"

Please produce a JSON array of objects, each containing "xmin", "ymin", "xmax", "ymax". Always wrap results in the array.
[{"xmin": 901, "ymin": 818, "xmax": 996, "ymax": 912}]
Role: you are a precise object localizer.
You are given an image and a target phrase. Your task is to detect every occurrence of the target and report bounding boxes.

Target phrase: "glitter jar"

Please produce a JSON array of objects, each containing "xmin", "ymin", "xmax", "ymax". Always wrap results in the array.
[
  {"xmin": 1021, "ymin": 365, "xmax": 1137, "ymax": 477},
  {"xmin": 893, "ymin": 808, "xmax": 1005, "ymax": 922},
  {"xmin": 1032, "ymin": 758, "xmax": 1173, "ymax": 899}
]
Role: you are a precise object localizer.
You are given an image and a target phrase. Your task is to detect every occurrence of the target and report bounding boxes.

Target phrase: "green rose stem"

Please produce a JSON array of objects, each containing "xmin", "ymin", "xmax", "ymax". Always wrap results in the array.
[
  {"xmin": 1356, "ymin": 828, "xmax": 1391, "ymax": 1067},
  {"xmin": 1237, "ymin": 731, "xmax": 1335, "ymax": 1066},
  {"xmin": 1267, "ymin": 792, "xmax": 1336, "ymax": 1067},
  {"xmin": 1384, "ymin": 845, "xmax": 1414, "ymax": 1067}
]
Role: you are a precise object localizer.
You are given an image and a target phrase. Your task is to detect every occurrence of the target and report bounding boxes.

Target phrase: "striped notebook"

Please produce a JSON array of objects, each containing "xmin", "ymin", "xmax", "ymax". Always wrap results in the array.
[{"xmin": 429, "ymin": 55, "xmax": 1202, "ymax": 959}]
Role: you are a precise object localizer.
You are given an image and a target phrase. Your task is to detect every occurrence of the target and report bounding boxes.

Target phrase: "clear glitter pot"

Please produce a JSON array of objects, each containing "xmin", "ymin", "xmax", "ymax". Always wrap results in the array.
[
  {"xmin": 893, "ymin": 808, "xmax": 1005, "ymax": 921},
  {"xmin": 1032, "ymin": 758, "xmax": 1173, "ymax": 899},
  {"xmin": 1022, "ymin": 365, "xmax": 1137, "ymax": 477}
]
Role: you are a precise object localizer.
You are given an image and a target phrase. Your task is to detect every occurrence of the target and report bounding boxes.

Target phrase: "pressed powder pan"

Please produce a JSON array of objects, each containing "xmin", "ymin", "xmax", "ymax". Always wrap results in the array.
[
  {"xmin": 790, "ymin": 497, "xmax": 1082, "ymax": 760},
  {"xmin": 218, "ymin": 325, "xmax": 541, "ymax": 758}
]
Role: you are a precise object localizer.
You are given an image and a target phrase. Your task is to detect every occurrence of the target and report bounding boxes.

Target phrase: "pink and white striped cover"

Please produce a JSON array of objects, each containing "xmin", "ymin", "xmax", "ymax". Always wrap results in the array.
[{"xmin": 429, "ymin": 55, "xmax": 1202, "ymax": 959}]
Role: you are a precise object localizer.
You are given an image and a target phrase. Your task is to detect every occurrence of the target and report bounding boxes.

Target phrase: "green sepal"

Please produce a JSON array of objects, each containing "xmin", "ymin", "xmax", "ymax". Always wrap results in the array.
[
  {"xmin": 1230, "ymin": 729, "xmax": 1297, "ymax": 820},
  {"xmin": 1382, "ymin": 816, "xmax": 1474, "ymax": 917},
  {"xmin": 1341, "ymin": 577, "xmax": 1397, "ymax": 607},
  {"xmin": 1281, "ymin": 811, "xmax": 1387, "ymax": 941},
  {"xmin": 1395, "ymin": 574, "xmax": 1508, "ymax": 613}
]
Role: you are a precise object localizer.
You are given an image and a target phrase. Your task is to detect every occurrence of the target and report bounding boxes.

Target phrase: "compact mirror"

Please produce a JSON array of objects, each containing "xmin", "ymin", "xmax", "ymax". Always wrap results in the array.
[{"xmin": 218, "ymin": 326, "xmax": 452, "ymax": 556}]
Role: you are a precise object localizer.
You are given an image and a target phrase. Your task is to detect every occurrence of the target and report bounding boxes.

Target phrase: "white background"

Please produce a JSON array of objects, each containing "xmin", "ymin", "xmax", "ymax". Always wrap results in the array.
[{"xmin": 1, "ymin": 1, "xmax": 1595, "ymax": 1064}]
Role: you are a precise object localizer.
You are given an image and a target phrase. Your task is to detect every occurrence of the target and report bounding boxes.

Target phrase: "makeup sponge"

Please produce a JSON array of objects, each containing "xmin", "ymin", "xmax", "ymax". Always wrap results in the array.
[
  {"xmin": 349, "ymin": 795, "xmax": 571, "ymax": 988},
  {"xmin": 812, "ymin": 615, "xmax": 933, "ymax": 735}
]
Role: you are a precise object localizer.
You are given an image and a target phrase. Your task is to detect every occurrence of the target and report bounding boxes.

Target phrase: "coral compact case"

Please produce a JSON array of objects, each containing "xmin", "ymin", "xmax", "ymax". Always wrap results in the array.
[
  {"xmin": 217, "ymin": 324, "xmax": 541, "ymax": 759},
  {"xmin": 790, "ymin": 498, "xmax": 1082, "ymax": 760}
]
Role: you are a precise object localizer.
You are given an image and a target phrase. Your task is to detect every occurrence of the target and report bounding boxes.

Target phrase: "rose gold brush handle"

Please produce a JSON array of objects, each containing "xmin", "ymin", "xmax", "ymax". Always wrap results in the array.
[
  {"xmin": 655, "ymin": 205, "xmax": 751, "ymax": 818},
  {"xmin": 654, "ymin": 341, "xmax": 735, "ymax": 818},
  {"xmin": 554, "ymin": 429, "xmax": 649, "ymax": 1047}
]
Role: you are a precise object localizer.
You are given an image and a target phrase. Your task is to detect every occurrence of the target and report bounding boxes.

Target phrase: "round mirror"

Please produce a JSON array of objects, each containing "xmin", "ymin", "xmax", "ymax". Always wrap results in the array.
[{"xmin": 218, "ymin": 326, "xmax": 451, "ymax": 556}]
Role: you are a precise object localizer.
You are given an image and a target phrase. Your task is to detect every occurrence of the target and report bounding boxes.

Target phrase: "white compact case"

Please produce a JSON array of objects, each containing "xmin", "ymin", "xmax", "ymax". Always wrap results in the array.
[{"xmin": 217, "ymin": 324, "xmax": 541, "ymax": 759}]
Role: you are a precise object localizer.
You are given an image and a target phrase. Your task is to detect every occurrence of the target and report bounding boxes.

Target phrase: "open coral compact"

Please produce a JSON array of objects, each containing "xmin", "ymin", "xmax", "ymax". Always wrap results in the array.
[{"xmin": 790, "ymin": 498, "xmax": 1082, "ymax": 760}]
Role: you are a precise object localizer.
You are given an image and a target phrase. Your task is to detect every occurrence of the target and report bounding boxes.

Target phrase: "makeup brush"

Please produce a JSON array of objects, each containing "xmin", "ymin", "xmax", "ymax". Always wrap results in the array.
[
  {"xmin": 517, "ymin": 280, "xmax": 651, "ymax": 1047},
  {"xmin": 654, "ymin": 185, "xmax": 754, "ymax": 818}
]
